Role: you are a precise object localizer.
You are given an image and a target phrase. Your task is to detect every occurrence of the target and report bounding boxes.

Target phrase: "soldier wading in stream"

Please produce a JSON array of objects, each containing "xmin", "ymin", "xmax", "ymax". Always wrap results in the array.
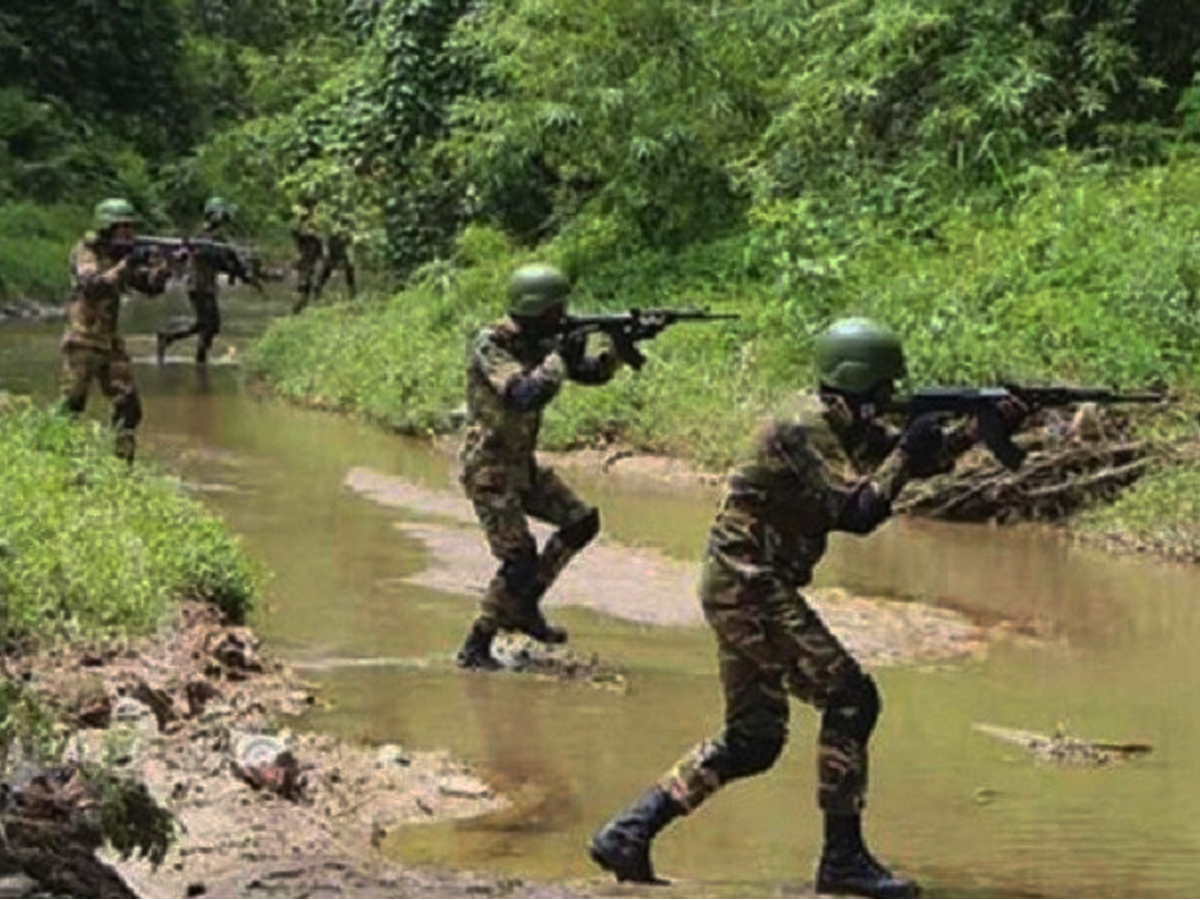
[
  {"xmin": 455, "ymin": 264, "xmax": 622, "ymax": 670},
  {"xmin": 589, "ymin": 318, "xmax": 1027, "ymax": 898},
  {"xmin": 156, "ymin": 196, "xmax": 232, "ymax": 365},
  {"xmin": 62, "ymin": 198, "xmax": 172, "ymax": 463}
]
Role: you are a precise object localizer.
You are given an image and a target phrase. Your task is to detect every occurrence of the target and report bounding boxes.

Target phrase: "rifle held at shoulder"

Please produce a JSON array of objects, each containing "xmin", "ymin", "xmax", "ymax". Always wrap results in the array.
[
  {"xmin": 886, "ymin": 384, "xmax": 1166, "ymax": 470},
  {"xmin": 559, "ymin": 307, "xmax": 739, "ymax": 370},
  {"xmin": 134, "ymin": 236, "xmax": 264, "ymax": 292}
]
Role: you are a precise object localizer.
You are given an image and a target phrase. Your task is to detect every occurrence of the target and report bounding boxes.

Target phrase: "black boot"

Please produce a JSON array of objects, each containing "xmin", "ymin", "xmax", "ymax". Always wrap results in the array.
[
  {"xmin": 516, "ymin": 607, "xmax": 568, "ymax": 645},
  {"xmin": 816, "ymin": 815, "xmax": 918, "ymax": 898},
  {"xmin": 510, "ymin": 591, "xmax": 568, "ymax": 645},
  {"xmin": 455, "ymin": 620, "xmax": 501, "ymax": 670},
  {"xmin": 589, "ymin": 786, "xmax": 682, "ymax": 884},
  {"xmin": 155, "ymin": 332, "xmax": 168, "ymax": 365}
]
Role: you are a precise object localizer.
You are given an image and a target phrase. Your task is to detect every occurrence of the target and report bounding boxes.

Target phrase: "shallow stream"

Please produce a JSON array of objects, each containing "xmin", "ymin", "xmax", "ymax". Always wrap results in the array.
[{"xmin": 4, "ymin": 289, "xmax": 1200, "ymax": 897}]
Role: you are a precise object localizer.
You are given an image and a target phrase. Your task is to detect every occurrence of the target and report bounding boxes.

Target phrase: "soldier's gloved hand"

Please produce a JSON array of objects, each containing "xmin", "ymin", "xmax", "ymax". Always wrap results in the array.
[
  {"xmin": 897, "ymin": 414, "xmax": 950, "ymax": 478},
  {"xmin": 559, "ymin": 330, "xmax": 587, "ymax": 366},
  {"xmin": 997, "ymin": 394, "xmax": 1031, "ymax": 431}
]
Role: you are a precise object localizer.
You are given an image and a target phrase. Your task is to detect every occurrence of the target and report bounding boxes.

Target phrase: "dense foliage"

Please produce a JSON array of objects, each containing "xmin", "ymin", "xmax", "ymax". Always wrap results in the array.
[
  {"xmin": 5, "ymin": 0, "xmax": 1200, "ymax": 539},
  {"xmin": 0, "ymin": 401, "xmax": 260, "ymax": 643}
]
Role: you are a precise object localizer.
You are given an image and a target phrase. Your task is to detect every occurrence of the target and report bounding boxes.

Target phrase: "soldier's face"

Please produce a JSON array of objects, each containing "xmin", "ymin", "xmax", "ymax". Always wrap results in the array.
[
  {"xmin": 515, "ymin": 304, "xmax": 565, "ymax": 341},
  {"xmin": 110, "ymin": 223, "xmax": 135, "ymax": 243}
]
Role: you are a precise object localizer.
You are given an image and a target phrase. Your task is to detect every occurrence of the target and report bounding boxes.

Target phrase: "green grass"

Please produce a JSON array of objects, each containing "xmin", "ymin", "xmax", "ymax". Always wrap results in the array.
[
  {"xmin": 0, "ymin": 400, "xmax": 260, "ymax": 644},
  {"xmin": 0, "ymin": 202, "xmax": 85, "ymax": 304},
  {"xmin": 251, "ymin": 157, "xmax": 1200, "ymax": 459},
  {"xmin": 1072, "ymin": 460, "xmax": 1200, "ymax": 562}
]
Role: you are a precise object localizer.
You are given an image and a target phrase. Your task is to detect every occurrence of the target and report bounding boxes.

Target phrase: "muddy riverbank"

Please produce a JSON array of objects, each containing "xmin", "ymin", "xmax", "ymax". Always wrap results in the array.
[{"xmin": 5, "ymin": 601, "xmax": 540, "ymax": 899}]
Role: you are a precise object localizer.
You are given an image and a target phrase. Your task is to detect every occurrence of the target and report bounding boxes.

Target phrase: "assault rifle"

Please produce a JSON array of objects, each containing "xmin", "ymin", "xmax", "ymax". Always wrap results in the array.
[
  {"xmin": 132, "ymin": 236, "xmax": 264, "ymax": 292},
  {"xmin": 559, "ymin": 308, "xmax": 739, "ymax": 370},
  {"xmin": 885, "ymin": 385, "xmax": 1166, "ymax": 471}
]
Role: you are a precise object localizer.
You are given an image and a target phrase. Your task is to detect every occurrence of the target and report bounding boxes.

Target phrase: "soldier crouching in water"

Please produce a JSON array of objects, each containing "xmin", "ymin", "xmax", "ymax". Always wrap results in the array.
[
  {"xmin": 456, "ymin": 264, "xmax": 623, "ymax": 670},
  {"xmin": 589, "ymin": 319, "xmax": 1025, "ymax": 898},
  {"xmin": 63, "ymin": 198, "xmax": 171, "ymax": 463}
]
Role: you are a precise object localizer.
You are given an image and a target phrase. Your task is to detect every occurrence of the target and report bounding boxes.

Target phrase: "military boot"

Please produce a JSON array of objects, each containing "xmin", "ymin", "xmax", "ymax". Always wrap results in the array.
[
  {"xmin": 455, "ymin": 620, "xmax": 501, "ymax": 671},
  {"xmin": 815, "ymin": 815, "xmax": 918, "ymax": 899},
  {"xmin": 588, "ymin": 786, "xmax": 682, "ymax": 884},
  {"xmin": 155, "ymin": 332, "xmax": 168, "ymax": 365},
  {"xmin": 514, "ymin": 605, "xmax": 568, "ymax": 645},
  {"xmin": 509, "ymin": 590, "xmax": 567, "ymax": 645}
]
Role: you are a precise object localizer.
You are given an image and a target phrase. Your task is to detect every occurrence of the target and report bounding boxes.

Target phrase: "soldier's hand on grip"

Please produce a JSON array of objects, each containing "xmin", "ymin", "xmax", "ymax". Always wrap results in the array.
[{"xmin": 897, "ymin": 414, "xmax": 950, "ymax": 478}]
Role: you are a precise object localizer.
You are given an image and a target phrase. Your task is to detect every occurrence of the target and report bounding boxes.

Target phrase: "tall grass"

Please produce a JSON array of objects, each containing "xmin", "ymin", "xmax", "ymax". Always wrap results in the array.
[
  {"xmin": 0, "ymin": 400, "xmax": 260, "ymax": 644},
  {"xmin": 251, "ymin": 158, "xmax": 1200, "ymax": 471},
  {"xmin": 0, "ymin": 202, "xmax": 85, "ymax": 304}
]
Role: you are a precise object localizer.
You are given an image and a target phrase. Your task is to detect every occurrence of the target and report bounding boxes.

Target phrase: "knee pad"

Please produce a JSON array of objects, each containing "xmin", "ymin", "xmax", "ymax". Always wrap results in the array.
[
  {"xmin": 708, "ymin": 723, "xmax": 786, "ymax": 781},
  {"xmin": 500, "ymin": 548, "xmax": 540, "ymax": 598},
  {"xmin": 113, "ymin": 391, "xmax": 143, "ymax": 431},
  {"xmin": 559, "ymin": 507, "xmax": 600, "ymax": 550},
  {"xmin": 822, "ymin": 672, "xmax": 881, "ymax": 743}
]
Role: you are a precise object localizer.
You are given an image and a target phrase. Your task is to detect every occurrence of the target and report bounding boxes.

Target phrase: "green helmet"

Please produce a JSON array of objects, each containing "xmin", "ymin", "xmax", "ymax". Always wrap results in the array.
[
  {"xmin": 508, "ymin": 264, "xmax": 571, "ymax": 317},
  {"xmin": 204, "ymin": 197, "xmax": 233, "ymax": 224},
  {"xmin": 93, "ymin": 198, "xmax": 138, "ymax": 233},
  {"xmin": 814, "ymin": 317, "xmax": 907, "ymax": 394}
]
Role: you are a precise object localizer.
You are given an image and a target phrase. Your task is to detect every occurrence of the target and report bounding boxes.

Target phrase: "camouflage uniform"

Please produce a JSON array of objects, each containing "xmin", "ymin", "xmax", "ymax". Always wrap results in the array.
[
  {"xmin": 659, "ymin": 395, "xmax": 975, "ymax": 817},
  {"xmin": 291, "ymin": 216, "xmax": 324, "ymax": 314},
  {"xmin": 315, "ymin": 228, "xmax": 356, "ymax": 300},
  {"xmin": 460, "ymin": 321, "xmax": 620, "ymax": 634},
  {"xmin": 158, "ymin": 221, "xmax": 223, "ymax": 363},
  {"xmin": 62, "ymin": 236, "xmax": 168, "ymax": 461}
]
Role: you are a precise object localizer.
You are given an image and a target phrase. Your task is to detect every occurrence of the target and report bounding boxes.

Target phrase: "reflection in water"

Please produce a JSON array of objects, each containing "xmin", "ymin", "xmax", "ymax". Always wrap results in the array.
[{"xmin": 4, "ymin": 296, "xmax": 1200, "ymax": 896}]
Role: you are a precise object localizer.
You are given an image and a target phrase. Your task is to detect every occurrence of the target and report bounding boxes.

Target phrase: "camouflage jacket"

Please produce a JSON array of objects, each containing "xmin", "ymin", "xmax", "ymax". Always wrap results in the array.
[
  {"xmin": 186, "ymin": 223, "xmax": 224, "ymax": 294},
  {"xmin": 459, "ymin": 320, "xmax": 620, "ymax": 490},
  {"xmin": 703, "ymin": 394, "xmax": 921, "ymax": 593},
  {"xmin": 292, "ymin": 217, "xmax": 323, "ymax": 264},
  {"xmin": 64, "ymin": 236, "xmax": 167, "ymax": 351}
]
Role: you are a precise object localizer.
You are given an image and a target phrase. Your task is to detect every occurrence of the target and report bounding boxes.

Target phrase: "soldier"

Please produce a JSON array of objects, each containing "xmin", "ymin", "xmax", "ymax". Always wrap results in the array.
[
  {"xmin": 589, "ymin": 319, "xmax": 1023, "ymax": 898},
  {"xmin": 455, "ymin": 263, "xmax": 622, "ymax": 670},
  {"xmin": 291, "ymin": 202, "xmax": 324, "ymax": 314},
  {"xmin": 62, "ymin": 198, "xmax": 171, "ymax": 463},
  {"xmin": 314, "ymin": 219, "xmax": 356, "ymax": 301},
  {"xmin": 156, "ymin": 197, "xmax": 232, "ymax": 365}
]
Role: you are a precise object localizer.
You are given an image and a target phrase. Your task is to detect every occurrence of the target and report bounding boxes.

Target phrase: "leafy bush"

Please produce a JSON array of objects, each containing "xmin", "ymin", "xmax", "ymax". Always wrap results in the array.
[
  {"xmin": 0, "ymin": 201, "xmax": 84, "ymax": 303},
  {"xmin": 0, "ymin": 402, "xmax": 260, "ymax": 644}
]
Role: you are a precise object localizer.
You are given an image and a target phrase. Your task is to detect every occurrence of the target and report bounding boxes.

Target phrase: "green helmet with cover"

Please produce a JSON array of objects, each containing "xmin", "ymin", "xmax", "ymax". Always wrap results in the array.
[
  {"xmin": 508, "ymin": 264, "xmax": 571, "ymax": 317},
  {"xmin": 204, "ymin": 196, "xmax": 233, "ymax": 224},
  {"xmin": 93, "ymin": 198, "xmax": 138, "ymax": 233},
  {"xmin": 814, "ymin": 317, "xmax": 907, "ymax": 394}
]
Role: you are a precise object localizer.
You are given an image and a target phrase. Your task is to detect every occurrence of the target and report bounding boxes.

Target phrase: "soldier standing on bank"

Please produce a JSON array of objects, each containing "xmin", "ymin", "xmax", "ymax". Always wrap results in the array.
[
  {"xmin": 62, "ymin": 198, "xmax": 172, "ymax": 463},
  {"xmin": 291, "ymin": 201, "xmax": 324, "ymax": 314},
  {"xmin": 156, "ymin": 197, "xmax": 232, "ymax": 365},
  {"xmin": 314, "ymin": 217, "xmax": 356, "ymax": 301},
  {"xmin": 589, "ymin": 319, "xmax": 1025, "ymax": 898},
  {"xmin": 455, "ymin": 264, "xmax": 623, "ymax": 670}
]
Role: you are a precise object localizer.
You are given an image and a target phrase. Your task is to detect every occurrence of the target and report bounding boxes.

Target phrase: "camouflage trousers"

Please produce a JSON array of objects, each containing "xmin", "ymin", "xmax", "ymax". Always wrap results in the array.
[
  {"xmin": 60, "ymin": 342, "xmax": 142, "ymax": 462},
  {"xmin": 461, "ymin": 459, "xmax": 597, "ymax": 630},
  {"xmin": 160, "ymin": 291, "xmax": 220, "ymax": 362},
  {"xmin": 316, "ymin": 250, "xmax": 356, "ymax": 300},
  {"xmin": 293, "ymin": 254, "xmax": 322, "ymax": 314},
  {"xmin": 660, "ymin": 565, "xmax": 875, "ymax": 816}
]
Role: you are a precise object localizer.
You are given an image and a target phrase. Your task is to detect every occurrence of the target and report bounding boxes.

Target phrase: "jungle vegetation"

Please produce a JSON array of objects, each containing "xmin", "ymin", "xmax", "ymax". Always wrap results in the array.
[{"xmin": 4, "ymin": 0, "xmax": 1200, "ymax": 544}]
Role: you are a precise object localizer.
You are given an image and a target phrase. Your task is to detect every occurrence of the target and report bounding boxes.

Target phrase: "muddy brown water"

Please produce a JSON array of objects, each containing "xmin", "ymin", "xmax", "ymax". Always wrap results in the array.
[{"xmin": 4, "ymin": 289, "xmax": 1200, "ymax": 897}]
